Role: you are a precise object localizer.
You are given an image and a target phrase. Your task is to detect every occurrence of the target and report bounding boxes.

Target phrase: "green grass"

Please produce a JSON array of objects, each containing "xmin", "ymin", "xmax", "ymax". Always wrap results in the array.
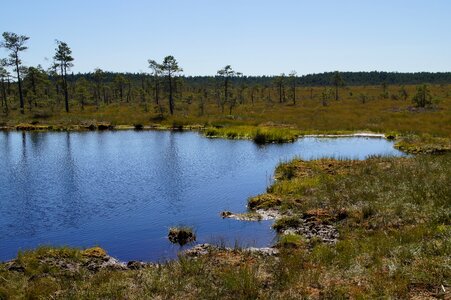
[{"xmin": 203, "ymin": 125, "xmax": 300, "ymax": 143}]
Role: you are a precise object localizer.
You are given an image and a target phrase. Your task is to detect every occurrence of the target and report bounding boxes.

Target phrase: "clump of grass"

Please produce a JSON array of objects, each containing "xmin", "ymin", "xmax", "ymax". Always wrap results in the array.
[
  {"xmin": 272, "ymin": 216, "xmax": 302, "ymax": 232},
  {"xmin": 219, "ymin": 266, "xmax": 262, "ymax": 299},
  {"xmin": 202, "ymin": 125, "xmax": 299, "ymax": 143},
  {"xmin": 248, "ymin": 194, "xmax": 282, "ymax": 210},
  {"xmin": 276, "ymin": 233, "xmax": 305, "ymax": 249},
  {"xmin": 168, "ymin": 226, "xmax": 196, "ymax": 246},
  {"xmin": 82, "ymin": 247, "xmax": 107, "ymax": 258}
]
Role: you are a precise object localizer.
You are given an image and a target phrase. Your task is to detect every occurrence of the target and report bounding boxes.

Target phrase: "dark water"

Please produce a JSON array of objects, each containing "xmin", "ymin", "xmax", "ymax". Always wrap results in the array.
[{"xmin": 0, "ymin": 131, "xmax": 405, "ymax": 262}]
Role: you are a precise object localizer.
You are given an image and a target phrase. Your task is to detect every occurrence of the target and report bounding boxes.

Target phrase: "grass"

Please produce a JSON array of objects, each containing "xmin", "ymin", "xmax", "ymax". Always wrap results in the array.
[
  {"xmin": 1, "ymin": 84, "xmax": 450, "ymax": 137},
  {"xmin": 276, "ymin": 234, "xmax": 305, "ymax": 249},
  {"xmin": 203, "ymin": 126, "xmax": 300, "ymax": 143},
  {"xmin": 272, "ymin": 216, "xmax": 302, "ymax": 232},
  {"xmin": 394, "ymin": 134, "xmax": 451, "ymax": 154}
]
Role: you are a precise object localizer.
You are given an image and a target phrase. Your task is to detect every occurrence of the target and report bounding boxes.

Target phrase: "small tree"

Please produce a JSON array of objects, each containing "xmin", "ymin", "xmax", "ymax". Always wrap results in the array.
[
  {"xmin": 23, "ymin": 65, "xmax": 49, "ymax": 110},
  {"xmin": 398, "ymin": 85, "xmax": 408, "ymax": 101},
  {"xmin": 358, "ymin": 93, "xmax": 368, "ymax": 104},
  {"xmin": 381, "ymin": 82, "xmax": 389, "ymax": 99},
  {"xmin": 412, "ymin": 84, "xmax": 432, "ymax": 108},
  {"xmin": 113, "ymin": 74, "xmax": 127, "ymax": 102},
  {"xmin": 92, "ymin": 68, "xmax": 105, "ymax": 106},
  {"xmin": 1, "ymin": 32, "xmax": 29, "ymax": 114},
  {"xmin": 289, "ymin": 70, "xmax": 297, "ymax": 105},
  {"xmin": 250, "ymin": 85, "xmax": 259, "ymax": 106},
  {"xmin": 53, "ymin": 40, "xmax": 74, "ymax": 112},
  {"xmin": 332, "ymin": 71, "xmax": 344, "ymax": 101},
  {"xmin": 75, "ymin": 77, "xmax": 90, "ymax": 110},
  {"xmin": 0, "ymin": 59, "xmax": 9, "ymax": 113},
  {"xmin": 321, "ymin": 88, "xmax": 332, "ymax": 106},
  {"xmin": 217, "ymin": 65, "xmax": 237, "ymax": 113},
  {"xmin": 273, "ymin": 73, "xmax": 286, "ymax": 103},
  {"xmin": 160, "ymin": 56, "xmax": 182, "ymax": 115},
  {"xmin": 148, "ymin": 59, "xmax": 162, "ymax": 106}
]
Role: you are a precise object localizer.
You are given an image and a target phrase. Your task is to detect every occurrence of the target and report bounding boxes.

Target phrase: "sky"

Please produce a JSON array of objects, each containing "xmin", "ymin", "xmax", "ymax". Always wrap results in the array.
[{"xmin": 1, "ymin": 0, "xmax": 450, "ymax": 76}]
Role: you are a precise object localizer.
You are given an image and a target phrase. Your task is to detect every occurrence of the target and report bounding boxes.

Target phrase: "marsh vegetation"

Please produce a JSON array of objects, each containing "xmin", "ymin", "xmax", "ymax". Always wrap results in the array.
[{"xmin": 1, "ymin": 29, "xmax": 450, "ymax": 299}]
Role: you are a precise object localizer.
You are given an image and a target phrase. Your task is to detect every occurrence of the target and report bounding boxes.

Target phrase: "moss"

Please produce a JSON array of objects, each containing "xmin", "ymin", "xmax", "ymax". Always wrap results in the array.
[{"xmin": 82, "ymin": 247, "xmax": 107, "ymax": 258}]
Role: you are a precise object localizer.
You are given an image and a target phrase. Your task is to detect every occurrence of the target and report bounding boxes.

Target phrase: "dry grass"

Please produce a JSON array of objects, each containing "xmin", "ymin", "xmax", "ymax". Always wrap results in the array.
[{"xmin": 1, "ymin": 84, "xmax": 450, "ymax": 137}]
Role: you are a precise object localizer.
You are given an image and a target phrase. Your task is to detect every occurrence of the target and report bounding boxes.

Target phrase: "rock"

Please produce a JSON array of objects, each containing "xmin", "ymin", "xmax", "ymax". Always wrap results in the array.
[
  {"xmin": 100, "ymin": 256, "xmax": 127, "ymax": 270},
  {"xmin": 220, "ymin": 209, "xmax": 281, "ymax": 221},
  {"xmin": 183, "ymin": 243, "xmax": 279, "ymax": 257},
  {"xmin": 279, "ymin": 220, "xmax": 339, "ymax": 244},
  {"xmin": 221, "ymin": 211, "xmax": 233, "ymax": 218},
  {"xmin": 245, "ymin": 247, "xmax": 279, "ymax": 256},
  {"xmin": 127, "ymin": 260, "xmax": 147, "ymax": 270},
  {"xmin": 256, "ymin": 209, "xmax": 282, "ymax": 220},
  {"xmin": 184, "ymin": 244, "xmax": 213, "ymax": 257},
  {"xmin": 134, "ymin": 124, "xmax": 144, "ymax": 130}
]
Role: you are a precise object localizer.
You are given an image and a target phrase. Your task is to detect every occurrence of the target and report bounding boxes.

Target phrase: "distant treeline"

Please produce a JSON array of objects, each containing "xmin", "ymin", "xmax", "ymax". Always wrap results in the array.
[{"xmin": 74, "ymin": 71, "xmax": 451, "ymax": 87}]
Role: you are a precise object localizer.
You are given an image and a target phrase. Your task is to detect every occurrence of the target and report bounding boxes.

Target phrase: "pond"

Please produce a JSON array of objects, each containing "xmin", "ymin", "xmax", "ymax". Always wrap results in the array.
[{"xmin": 0, "ymin": 131, "xmax": 405, "ymax": 262}]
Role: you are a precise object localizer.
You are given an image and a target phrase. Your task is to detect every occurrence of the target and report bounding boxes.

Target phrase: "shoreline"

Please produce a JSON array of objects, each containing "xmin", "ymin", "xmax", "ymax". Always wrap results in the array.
[
  {"xmin": 3, "ymin": 123, "xmax": 447, "ymax": 154},
  {"xmin": 0, "ymin": 122, "xmax": 389, "ymax": 139}
]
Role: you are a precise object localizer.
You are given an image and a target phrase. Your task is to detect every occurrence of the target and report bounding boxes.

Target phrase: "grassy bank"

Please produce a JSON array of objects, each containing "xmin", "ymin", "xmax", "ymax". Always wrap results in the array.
[
  {"xmin": 203, "ymin": 126, "xmax": 301, "ymax": 143},
  {"xmin": 1, "ymin": 154, "xmax": 449, "ymax": 299}
]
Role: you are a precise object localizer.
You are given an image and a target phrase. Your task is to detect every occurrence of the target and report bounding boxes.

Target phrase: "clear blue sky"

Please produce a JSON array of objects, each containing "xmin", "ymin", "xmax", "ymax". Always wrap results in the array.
[{"xmin": 1, "ymin": 0, "xmax": 450, "ymax": 75}]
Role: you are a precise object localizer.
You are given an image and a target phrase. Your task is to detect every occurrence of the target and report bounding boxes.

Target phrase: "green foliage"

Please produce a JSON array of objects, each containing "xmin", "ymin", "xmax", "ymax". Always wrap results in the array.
[{"xmin": 412, "ymin": 84, "xmax": 433, "ymax": 107}]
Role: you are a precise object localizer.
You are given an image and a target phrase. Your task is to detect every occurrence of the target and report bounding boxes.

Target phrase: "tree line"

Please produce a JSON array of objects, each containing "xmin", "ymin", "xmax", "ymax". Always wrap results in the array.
[{"xmin": 1, "ymin": 32, "xmax": 448, "ymax": 116}]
